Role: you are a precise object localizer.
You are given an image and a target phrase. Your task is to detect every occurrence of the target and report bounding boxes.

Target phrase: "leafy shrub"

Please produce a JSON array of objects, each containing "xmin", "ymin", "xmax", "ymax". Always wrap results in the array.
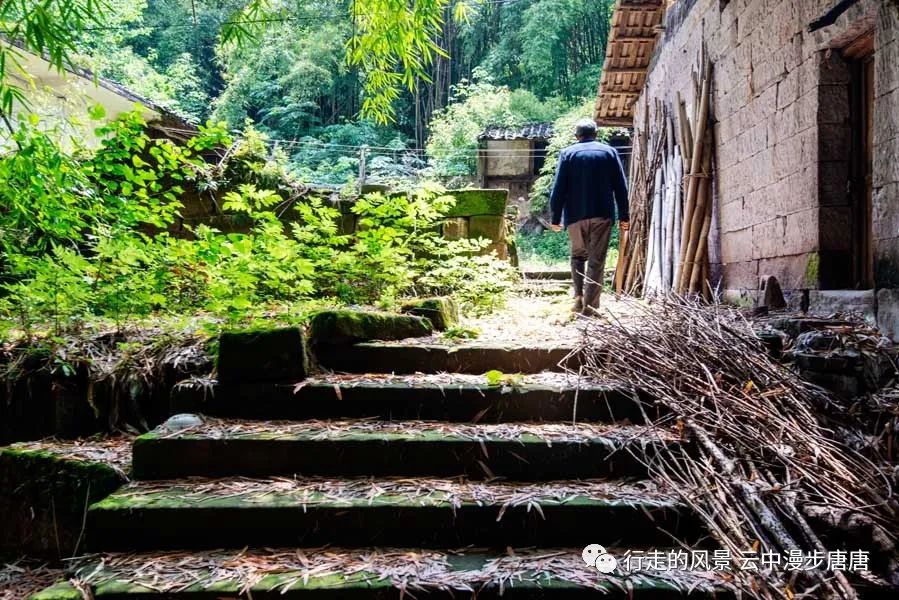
[{"xmin": 0, "ymin": 113, "xmax": 514, "ymax": 332}]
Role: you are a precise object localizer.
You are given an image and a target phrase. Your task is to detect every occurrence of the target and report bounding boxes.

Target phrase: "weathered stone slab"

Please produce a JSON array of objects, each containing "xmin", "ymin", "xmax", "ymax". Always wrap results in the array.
[
  {"xmin": 308, "ymin": 311, "xmax": 433, "ymax": 346},
  {"xmin": 217, "ymin": 327, "xmax": 308, "ymax": 384},
  {"xmin": 441, "ymin": 217, "xmax": 468, "ymax": 240},
  {"xmin": 400, "ymin": 297, "xmax": 459, "ymax": 331},
  {"xmin": 878, "ymin": 288, "xmax": 899, "ymax": 342},
  {"xmin": 173, "ymin": 377, "xmax": 661, "ymax": 425},
  {"xmin": 0, "ymin": 446, "xmax": 126, "ymax": 556},
  {"xmin": 88, "ymin": 478, "xmax": 695, "ymax": 551},
  {"xmin": 315, "ymin": 342, "xmax": 578, "ymax": 374},
  {"xmin": 131, "ymin": 422, "xmax": 673, "ymax": 481}
]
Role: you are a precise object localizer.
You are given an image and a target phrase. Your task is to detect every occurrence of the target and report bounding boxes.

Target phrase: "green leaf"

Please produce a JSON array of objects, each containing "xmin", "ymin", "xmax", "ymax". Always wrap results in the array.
[
  {"xmin": 485, "ymin": 370, "xmax": 504, "ymax": 386},
  {"xmin": 88, "ymin": 103, "xmax": 106, "ymax": 120}
]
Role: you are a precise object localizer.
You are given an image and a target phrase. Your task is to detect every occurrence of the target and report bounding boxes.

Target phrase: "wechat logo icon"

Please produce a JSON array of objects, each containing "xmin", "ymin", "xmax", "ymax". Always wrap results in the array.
[{"xmin": 582, "ymin": 544, "xmax": 617, "ymax": 574}]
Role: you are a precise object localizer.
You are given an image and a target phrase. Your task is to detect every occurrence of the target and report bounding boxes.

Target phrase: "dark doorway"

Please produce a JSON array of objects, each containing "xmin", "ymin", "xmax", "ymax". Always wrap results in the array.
[{"xmin": 847, "ymin": 37, "xmax": 875, "ymax": 288}]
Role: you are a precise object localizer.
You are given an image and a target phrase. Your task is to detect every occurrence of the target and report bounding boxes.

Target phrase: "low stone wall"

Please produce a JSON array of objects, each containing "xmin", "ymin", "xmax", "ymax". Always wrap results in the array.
[{"xmin": 172, "ymin": 187, "xmax": 510, "ymax": 260}]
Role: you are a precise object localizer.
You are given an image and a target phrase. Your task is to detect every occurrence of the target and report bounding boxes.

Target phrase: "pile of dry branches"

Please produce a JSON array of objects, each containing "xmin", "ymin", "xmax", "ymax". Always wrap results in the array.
[{"xmin": 577, "ymin": 296, "xmax": 898, "ymax": 599}]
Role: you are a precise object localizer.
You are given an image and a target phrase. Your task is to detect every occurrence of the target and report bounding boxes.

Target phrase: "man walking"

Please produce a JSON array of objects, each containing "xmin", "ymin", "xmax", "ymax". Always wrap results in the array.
[{"xmin": 549, "ymin": 118, "xmax": 629, "ymax": 315}]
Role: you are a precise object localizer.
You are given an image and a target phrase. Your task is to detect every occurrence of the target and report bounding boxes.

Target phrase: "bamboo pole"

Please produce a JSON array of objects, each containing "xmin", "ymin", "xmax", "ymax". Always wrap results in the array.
[
  {"xmin": 676, "ymin": 56, "xmax": 713, "ymax": 293},
  {"xmin": 672, "ymin": 145, "xmax": 684, "ymax": 287},
  {"xmin": 687, "ymin": 133, "xmax": 714, "ymax": 293},
  {"xmin": 676, "ymin": 92, "xmax": 693, "ymax": 170}
]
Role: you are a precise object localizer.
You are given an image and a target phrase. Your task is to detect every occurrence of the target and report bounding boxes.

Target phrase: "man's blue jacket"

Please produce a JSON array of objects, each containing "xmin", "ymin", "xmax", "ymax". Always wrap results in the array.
[{"xmin": 549, "ymin": 139, "xmax": 629, "ymax": 227}]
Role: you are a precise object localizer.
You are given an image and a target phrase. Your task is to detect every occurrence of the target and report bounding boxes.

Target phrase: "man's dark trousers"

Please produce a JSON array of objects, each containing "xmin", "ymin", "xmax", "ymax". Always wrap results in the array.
[{"xmin": 569, "ymin": 217, "xmax": 613, "ymax": 309}]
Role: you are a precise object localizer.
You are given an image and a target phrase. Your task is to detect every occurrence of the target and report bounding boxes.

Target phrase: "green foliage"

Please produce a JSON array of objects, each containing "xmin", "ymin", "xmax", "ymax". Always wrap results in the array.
[
  {"xmin": 518, "ymin": 228, "xmax": 620, "ymax": 270},
  {"xmin": 349, "ymin": 0, "xmax": 482, "ymax": 124},
  {"xmin": 214, "ymin": 19, "xmax": 352, "ymax": 135},
  {"xmin": 0, "ymin": 0, "xmax": 107, "ymax": 119},
  {"xmin": 289, "ymin": 121, "xmax": 415, "ymax": 186},
  {"xmin": 529, "ymin": 99, "xmax": 609, "ymax": 216},
  {"xmin": 517, "ymin": 230, "xmax": 572, "ymax": 263},
  {"xmin": 442, "ymin": 324, "xmax": 481, "ymax": 340},
  {"xmin": 484, "ymin": 369, "xmax": 524, "ymax": 387},
  {"xmin": 417, "ymin": 251, "xmax": 518, "ymax": 316},
  {"xmin": 426, "ymin": 73, "xmax": 571, "ymax": 176},
  {"xmin": 0, "ymin": 114, "xmax": 514, "ymax": 332},
  {"xmin": 458, "ymin": 0, "xmax": 613, "ymax": 99}
]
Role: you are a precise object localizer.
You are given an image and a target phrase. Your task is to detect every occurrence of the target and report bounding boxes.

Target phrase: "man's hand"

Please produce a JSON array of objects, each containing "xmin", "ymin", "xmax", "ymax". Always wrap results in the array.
[
  {"xmin": 550, "ymin": 224, "xmax": 563, "ymax": 233},
  {"xmin": 619, "ymin": 221, "xmax": 630, "ymax": 232}
]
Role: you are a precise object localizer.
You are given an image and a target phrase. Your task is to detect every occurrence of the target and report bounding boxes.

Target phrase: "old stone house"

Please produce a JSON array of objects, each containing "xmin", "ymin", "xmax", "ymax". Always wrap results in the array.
[
  {"xmin": 477, "ymin": 123, "xmax": 553, "ymax": 218},
  {"xmin": 596, "ymin": 0, "xmax": 899, "ymax": 334}
]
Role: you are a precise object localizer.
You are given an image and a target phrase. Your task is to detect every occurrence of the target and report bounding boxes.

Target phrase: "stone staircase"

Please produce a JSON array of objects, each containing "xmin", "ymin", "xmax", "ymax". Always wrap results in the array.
[{"xmin": 33, "ymin": 340, "xmax": 728, "ymax": 599}]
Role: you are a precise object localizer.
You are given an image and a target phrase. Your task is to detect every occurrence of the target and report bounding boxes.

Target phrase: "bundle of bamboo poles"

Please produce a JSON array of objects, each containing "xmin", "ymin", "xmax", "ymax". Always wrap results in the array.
[
  {"xmin": 675, "ymin": 55, "xmax": 714, "ymax": 296},
  {"xmin": 615, "ymin": 54, "xmax": 714, "ymax": 298},
  {"xmin": 577, "ymin": 296, "xmax": 899, "ymax": 599}
]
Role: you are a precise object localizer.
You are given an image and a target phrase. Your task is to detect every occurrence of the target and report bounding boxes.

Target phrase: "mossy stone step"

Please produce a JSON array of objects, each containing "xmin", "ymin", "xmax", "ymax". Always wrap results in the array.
[
  {"xmin": 31, "ymin": 548, "xmax": 736, "ymax": 599},
  {"xmin": 0, "ymin": 444, "xmax": 127, "ymax": 556},
  {"xmin": 522, "ymin": 271, "xmax": 573, "ymax": 281},
  {"xmin": 316, "ymin": 342, "xmax": 579, "ymax": 374},
  {"xmin": 87, "ymin": 477, "xmax": 700, "ymax": 550},
  {"xmin": 179, "ymin": 377, "xmax": 661, "ymax": 424},
  {"xmin": 309, "ymin": 310, "xmax": 433, "ymax": 346},
  {"xmin": 131, "ymin": 419, "xmax": 680, "ymax": 480}
]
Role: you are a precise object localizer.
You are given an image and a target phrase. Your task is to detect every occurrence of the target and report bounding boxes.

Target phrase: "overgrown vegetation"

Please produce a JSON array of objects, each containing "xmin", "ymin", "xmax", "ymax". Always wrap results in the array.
[
  {"xmin": 425, "ymin": 73, "xmax": 570, "ymax": 177},
  {"xmin": 53, "ymin": 0, "xmax": 615, "ymax": 186},
  {"xmin": 518, "ymin": 229, "xmax": 619, "ymax": 270},
  {"xmin": 0, "ymin": 111, "xmax": 516, "ymax": 340}
]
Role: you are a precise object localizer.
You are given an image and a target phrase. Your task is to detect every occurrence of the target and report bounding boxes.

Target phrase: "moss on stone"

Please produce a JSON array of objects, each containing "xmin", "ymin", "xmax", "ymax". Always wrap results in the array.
[
  {"xmin": 308, "ymin": 310, "xmax": 433, "ymax": 346},
  {"xmin": 28, "ymin": 582, "xmax": 82, "ymax": 600},
  {"xmin": 443, "ymin": 189, "xmax": 507, "ymax": 217},
  {"xmin": 0, "ymin": 446, "xmax": 126, "ymax": 557},
  {"xmin": 400, "ymin": 297, "xmax": 459, "ymax": 331},
  {"xmin": 217, "ymin": 327, "xmax": 309, "ymax": 383},
  {"xmin": 804, "ymin": 252, "xmax": 820, "ymax": 288}
]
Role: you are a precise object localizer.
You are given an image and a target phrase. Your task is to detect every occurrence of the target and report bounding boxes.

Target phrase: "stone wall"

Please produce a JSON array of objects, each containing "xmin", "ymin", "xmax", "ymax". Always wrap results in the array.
[
  {"xmin": 632, "ymin": 0, "xmax": 895, "ymax": 306},
  {"xmin": 169, "ymin": 187, "xmax": 510, "ymax": 260},
  {"xmin": 874, "ymin": 4, "xmax": 899, "ymax": 337}
]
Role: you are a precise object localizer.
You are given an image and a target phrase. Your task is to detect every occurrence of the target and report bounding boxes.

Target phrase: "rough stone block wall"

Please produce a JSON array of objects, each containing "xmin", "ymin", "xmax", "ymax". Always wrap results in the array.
[
  {"xmin": 874, "ymin": 3, "xmax": 899, "ymax": 337},
  {"xmin": 633, "ymin": 0, "xmax": 893, "ymax": 303}
]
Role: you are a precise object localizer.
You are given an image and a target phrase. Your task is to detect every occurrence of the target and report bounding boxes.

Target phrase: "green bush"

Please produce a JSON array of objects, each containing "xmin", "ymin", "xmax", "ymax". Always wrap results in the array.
[
  {"xmin": 518, "ymin": 228, "xmax": 620, "ymax": 270},
  {"xmin": 0, "ymin": 112, "xmax": 514, "ymax": 334}
]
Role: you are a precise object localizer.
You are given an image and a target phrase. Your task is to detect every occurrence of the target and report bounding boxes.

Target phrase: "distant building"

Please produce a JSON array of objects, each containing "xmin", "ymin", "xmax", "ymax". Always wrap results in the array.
[
  {"xmin": 2, "ymin": 45, "xmax": 197, "ymax": 148},
  {"xmin": 477, "ymin": 123, "xmax": 552, "ymax": 218}
]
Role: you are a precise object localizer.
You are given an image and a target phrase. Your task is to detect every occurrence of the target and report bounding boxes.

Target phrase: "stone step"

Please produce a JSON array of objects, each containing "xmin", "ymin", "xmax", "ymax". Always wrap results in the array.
[
  {"xmin": 87, "ymin": 477, "xmax": 701, "ymax": 550},
  {"xmin": 516, "ymin": 281, "xmax": 574, "ymax": 296},
  {"xmin": 32, "ymin": 548, "xmax": 735, "ymax": 599},
  {"xmin": 132, "ymin": 418, "xmax": 680, "ymax": 480},
  {"xmin": 177, "ymin": 373, "xmax": 660, "ymax": 424},
  {"xmin": 316, "ymin": 342, "xmax": 578, "ymax": 374},
  {"xmin": 522, "ymin": 271, "xmax": 572, "ymax": 281}
]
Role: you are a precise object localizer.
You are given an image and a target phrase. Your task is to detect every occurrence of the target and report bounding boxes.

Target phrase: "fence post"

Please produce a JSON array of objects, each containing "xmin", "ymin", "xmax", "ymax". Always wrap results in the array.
[{"xmin": 358, "ymin": 145, "xmax": 368, "ymax": 194}]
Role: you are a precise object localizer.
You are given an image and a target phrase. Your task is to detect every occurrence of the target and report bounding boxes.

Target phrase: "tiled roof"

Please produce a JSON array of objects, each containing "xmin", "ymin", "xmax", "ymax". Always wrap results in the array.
[
  {"xmin": 594, "ymin": 0, "xmax": 665, "ymax": 127},
  {"xmin": 478, "ymin": 123, "xmax": 554, "ymax": 141}
]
